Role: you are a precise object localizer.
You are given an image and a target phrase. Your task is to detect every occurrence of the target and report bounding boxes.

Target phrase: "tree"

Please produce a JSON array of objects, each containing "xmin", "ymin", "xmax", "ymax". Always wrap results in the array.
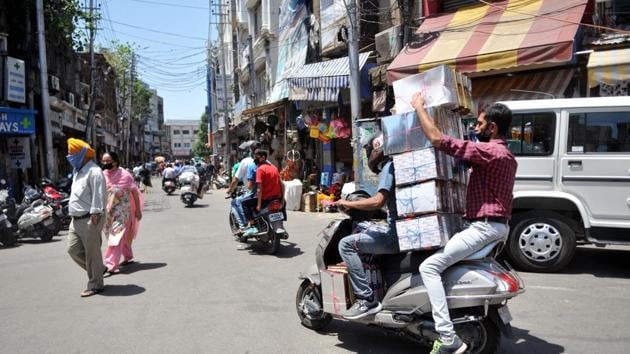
[{"xmin": 193, "ymin": 111, "xmax": 212, "ymax": 157}]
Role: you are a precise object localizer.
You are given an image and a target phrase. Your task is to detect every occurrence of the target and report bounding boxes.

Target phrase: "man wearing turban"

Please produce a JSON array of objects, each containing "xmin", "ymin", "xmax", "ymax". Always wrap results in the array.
[{"xmin": 66, "ymin": 138, "xmax": 108, "ymax": 297}]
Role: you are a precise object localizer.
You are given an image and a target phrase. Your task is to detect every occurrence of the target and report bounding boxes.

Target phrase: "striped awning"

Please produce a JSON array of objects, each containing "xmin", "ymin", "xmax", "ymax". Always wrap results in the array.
[
  {"xmin": 587, "ymin": 48, "xmax": 630, "ymax": 88},
  {"xmin": 473, "ymin": 68, "xmax": 574, "ymax": 105},
  {"xmin": 387, "ymin": 0, "xmax": 587, "ymax": 82},
  {"xmin": 287, "ymin": 52, "xmax": 371, "ymax": 101}
]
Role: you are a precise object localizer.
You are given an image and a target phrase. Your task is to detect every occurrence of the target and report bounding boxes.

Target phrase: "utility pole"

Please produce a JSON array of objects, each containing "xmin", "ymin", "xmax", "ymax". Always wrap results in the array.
[
  {"xmin": 230, "ymin": 0, "xmax": 239, "ymax": 103},
  {"xmin": 84, "ymin": 0, "xmax": 99, "ymax": 145},
  {"xmin": 214, "ymin": 1, "xmax": 231, "ymax": 164},
  {"xmin": 345, "ymin": 0, "xmax": 362, "ymax": 176},
  {"xmin": 206, "ymin": 0, "xmax": 214, "ymax": 154},
  {"xmin": 247, "ymin": 35, "xmax": 256, "ymax": 105},
  {"xmin": 35, "ymin": 0, "xmax": 55, "ymax": 179},
  {"xmin": 125, "ymin": 54, "xmax": 135, "ymax": 166}
]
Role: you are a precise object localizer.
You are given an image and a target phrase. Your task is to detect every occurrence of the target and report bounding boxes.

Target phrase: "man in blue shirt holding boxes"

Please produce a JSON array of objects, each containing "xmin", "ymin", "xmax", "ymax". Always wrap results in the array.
[{"xmin": 334, "ymin": 132, "xmax": 399, "ymax": 319}]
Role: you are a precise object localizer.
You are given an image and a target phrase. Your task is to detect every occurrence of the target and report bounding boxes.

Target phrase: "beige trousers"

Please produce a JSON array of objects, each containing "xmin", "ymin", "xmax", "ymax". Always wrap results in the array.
[{"xmin": 67, "ymin": 216, "xmax": 106, "ymax": 291}]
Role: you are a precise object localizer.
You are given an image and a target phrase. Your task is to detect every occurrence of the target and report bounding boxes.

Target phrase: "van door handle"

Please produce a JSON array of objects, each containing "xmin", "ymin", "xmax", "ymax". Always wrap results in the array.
[{"xmin": 568, "ymin": 160, "xmax": 582, "ymax": 167}]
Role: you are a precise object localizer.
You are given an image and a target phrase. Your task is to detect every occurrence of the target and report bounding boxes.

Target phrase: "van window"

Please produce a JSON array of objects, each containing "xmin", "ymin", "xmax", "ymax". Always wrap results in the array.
[
  {"xmin": 568, "ymin": 112, "xmax": 630, "ymax": 153},
  {"xmin": 507, "ymin": 112, "xmax": 555, "ymax": 156}
]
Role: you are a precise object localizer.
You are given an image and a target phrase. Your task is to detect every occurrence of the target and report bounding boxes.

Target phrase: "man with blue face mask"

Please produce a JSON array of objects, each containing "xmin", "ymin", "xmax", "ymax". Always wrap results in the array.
[{"xmin": 66, "ymin": 138, "xmax": 108, "ymax": 297}]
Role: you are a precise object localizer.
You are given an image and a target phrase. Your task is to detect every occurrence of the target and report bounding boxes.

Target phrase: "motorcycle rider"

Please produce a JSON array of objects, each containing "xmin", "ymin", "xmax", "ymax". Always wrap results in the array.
[
  {"xmin": 226, "ymin": 142, "xmax": 260, "ymax": 233},
  {"xmin": 333, "ymin": 132, "xmax": 399, "ymax": 319},
  {"xmin": 411, "ymin": 94, "xmax": 517, "ymax": 354},
  {"xmin": 241, "ymin": 149, "xmax": 283, "ymax": 237},
  {"xmin": 162, "ymin": 163, "xmax": 177, "ymax": 187}
]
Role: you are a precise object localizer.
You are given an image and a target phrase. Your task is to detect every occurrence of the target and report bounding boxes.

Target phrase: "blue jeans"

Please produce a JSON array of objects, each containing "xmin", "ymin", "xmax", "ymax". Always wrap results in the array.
[
  {"xmin": 419, "ymin": 220, "xmax": 509, "ymax": 340},
  {"xmin": 230, "ymin": 194, "xmax": 248, "ymax": 228},
  {"xmin": 338, "ymin": 222, "xmax": 399, "ymax": 300}
]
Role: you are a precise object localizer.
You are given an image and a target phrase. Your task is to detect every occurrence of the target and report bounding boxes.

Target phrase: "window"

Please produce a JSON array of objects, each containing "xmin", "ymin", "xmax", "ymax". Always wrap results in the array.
[
  {"xmin": 568, "ymin": 111, "xmax": 630, "ymax": 153},
  {"xmin": 174, "ymin": 143, "xmax": 181, "ymax": 148},
  {"xmin": 193, "ymin": 130, "xmax": 199, "ymax": 135},
  {"xmin": 506, "ymin": 112, "xmax": 556, "ymax": 156},
  {"xmin": 184, "ymin": 143, "xmax": 191, "ymax": 148},
  {"xmin": 173, "ymin": 130, "xmax": 181, "ymax": 135},
  {"xmin": 182, "ymin": 129, "xmax": 190, "ymax": 135}
]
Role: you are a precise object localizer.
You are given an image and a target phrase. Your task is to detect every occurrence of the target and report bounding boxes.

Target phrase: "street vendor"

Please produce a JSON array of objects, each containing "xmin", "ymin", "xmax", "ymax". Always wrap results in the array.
[{"xmin": 411, "ymin": 93, "xmax": 517, "ymax": 354}]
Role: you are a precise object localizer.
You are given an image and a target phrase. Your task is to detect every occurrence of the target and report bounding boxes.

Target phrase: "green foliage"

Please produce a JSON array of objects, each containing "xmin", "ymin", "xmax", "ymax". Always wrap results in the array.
[
  {"xmin": 133, "ymin": 81, "xmax": 152, "ymax": 120},
  {"xmin": 43, "ymin": 0, "xmax": 94, "ymax": 50},
  {"xmin": 193, "ymin": 111, "xmax": 213, "ymax": 157}
]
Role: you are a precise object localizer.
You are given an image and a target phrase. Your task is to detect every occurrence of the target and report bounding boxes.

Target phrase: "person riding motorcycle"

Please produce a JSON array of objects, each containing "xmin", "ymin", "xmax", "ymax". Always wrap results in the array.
[
  {"xmin": 162, "ymin": 163, "xmax": 177, "ymax": 187},
  {"xmin": 333, "ymin": 132, "xmax": 400, "ymax": 320},
  {"xmin": 226, "ymin": 142, "xmax": 261, "ymax": 233}
]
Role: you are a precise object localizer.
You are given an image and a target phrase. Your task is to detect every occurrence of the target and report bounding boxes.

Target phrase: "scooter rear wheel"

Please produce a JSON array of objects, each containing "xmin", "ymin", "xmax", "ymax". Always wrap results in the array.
[
  {"xmin": 296, "ymin": 279, "xmax": 332, "ymax": 331},
  {"xmin": 455, "ymin": 318, "xmax": 500, "ymax": 354}
]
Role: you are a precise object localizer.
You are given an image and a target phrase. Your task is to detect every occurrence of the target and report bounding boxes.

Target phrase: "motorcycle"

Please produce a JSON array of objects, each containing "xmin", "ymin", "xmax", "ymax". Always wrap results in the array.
[
  {"xmin": 2, "ymin": 185, "xmax": 59, "ymax": 242},
  {"xmin": 228, "ymin": 192, "xmax": 288, "ymax": 255},
  {"xmin": 163, "ymin": 178, "xmax": 177, "ymax": 195},
  {"xmin": 179, "ymin": 166, "xmax": 201, "ymax": 207},
  {"xmin": 40, "ymin": 179, "xmax": 70, "ymax": 230},
  {"xmin": 213, "ymin": 171, "xmax": 229, "ymax": 189},
  {"xmin": 295, "ymin": 196, "xmax": 524, "ymax": 353},
  {"xmin": 0, "ymin": 185, "xmax": 16, "ymax": 246}
]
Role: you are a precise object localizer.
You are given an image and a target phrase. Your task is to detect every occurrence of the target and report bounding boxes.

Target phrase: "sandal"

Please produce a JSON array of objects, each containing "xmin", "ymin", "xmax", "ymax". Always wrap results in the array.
[
  {"xmin": 80, "ymin": 288, "xmax": 104, "ymax": 297},
  {"xmin": 120, "ymin": 260, "xmax": 135, "ymax": 266}
]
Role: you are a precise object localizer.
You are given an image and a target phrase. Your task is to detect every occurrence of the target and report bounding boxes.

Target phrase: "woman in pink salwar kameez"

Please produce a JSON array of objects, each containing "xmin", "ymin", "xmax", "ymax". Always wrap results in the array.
[{"xmin": 101, "ymin": 152, "xmax": 143, "ymax": 274}]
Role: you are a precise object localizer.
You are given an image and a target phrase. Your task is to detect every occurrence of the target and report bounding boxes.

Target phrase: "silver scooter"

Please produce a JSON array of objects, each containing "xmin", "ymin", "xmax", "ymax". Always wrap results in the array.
[{"xmin": 296, "ymin": 213, "xmax": 524, "ymax": 353}]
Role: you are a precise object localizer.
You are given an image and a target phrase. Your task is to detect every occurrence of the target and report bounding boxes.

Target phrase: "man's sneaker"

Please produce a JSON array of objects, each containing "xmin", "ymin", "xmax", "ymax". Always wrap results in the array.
[
  {"xmin": 430, "ymin": 335, "xmax": 467, "ymax": 354},
  {"xmin": 243, "ymin": 226, "xmax": 259, "ymax": 237},
  {"xmin": 342, "ymin": 297, "xmax": 382, "ymax": 320}
]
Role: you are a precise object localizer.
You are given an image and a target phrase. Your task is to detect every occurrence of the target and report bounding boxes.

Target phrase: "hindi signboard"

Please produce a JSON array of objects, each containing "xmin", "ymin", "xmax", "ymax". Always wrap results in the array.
[
  {"xmin": 5, "ymin": 57, "xmax": 26, "ymax": 103},
  {"xmin": 8, "ymin": 137, "xmax": 31, "ymax": 169}
]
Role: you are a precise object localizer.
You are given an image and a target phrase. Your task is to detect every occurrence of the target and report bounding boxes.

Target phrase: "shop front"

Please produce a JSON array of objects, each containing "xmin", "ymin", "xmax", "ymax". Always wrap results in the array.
[
  {"xmin": 587, "ymin": 48, "xmax": 630, "ymax": 97},
  {"xmin": 0, "ymin": 106, "xmax": 36, "ymax": 200}
]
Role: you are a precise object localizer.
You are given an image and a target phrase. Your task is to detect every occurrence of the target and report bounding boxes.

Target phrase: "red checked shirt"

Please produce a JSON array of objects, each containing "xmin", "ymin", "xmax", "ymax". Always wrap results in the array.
[{"xmin": 438, "ymin": 136, "xmax": 517, "ymax": 219}]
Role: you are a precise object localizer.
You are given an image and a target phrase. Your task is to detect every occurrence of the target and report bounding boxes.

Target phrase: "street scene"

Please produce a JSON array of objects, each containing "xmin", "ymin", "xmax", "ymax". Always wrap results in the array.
[
  {"xmin": 1, "ymin": 0, "xmax": 630, "ymax": 353},
  {"xmin": 1, "ymin": 189, "xmax": 629, "ymax": 353}
]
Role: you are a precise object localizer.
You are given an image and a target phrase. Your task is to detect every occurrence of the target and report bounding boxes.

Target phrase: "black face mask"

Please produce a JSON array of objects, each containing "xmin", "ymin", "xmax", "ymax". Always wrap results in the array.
[
  {"xmin": 102, "ymin": 163, "xmax": 114, "ymax": 170},
  {"xmin": 476, "ymin": 124, "xmax": 492, "ymax": 143}
]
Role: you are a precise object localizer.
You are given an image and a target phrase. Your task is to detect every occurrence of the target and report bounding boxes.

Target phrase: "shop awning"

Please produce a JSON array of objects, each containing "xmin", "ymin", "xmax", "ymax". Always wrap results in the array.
[
  {"xmin": 288, "ymin": 52, "xmax": 371, "ymax": 101},
  {"xmin": 387, "ymin": 0, "xmax": 587, "ymax": 82},
  {"xmin": 241, "ymin": 99, "xmax": 287, "ymax": 117},
  {"xmin": 473, "ymin": 68, "xmax": 574, "ymax": 105},
  {"xmin": 587, "ymin": 48, "xmax": 630, "ymax": 88}
]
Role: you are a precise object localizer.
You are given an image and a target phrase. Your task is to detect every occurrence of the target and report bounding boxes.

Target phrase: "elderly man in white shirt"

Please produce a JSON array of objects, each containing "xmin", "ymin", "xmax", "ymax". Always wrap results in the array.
[{"xmin": 66, "ymin": 138, "xmax": 107, "ymax": 297}]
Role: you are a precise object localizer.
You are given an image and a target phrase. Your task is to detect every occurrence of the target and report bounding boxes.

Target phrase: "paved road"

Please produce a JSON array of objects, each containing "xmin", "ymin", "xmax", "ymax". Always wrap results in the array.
[{"xmin": 1, "ymin": 188, "xmax": 629, "ymax": 353}]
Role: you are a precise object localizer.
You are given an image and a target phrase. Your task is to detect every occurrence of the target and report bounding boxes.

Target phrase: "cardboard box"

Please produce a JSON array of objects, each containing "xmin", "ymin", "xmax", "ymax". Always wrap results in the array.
[
  {"xmin": 393, "ymin": 148, "xmax": 451, "ymax": 186},
  {"xmin": 396, "ymin": 180, "xmax": 463, "ymax": 217},
  {"xmin": 396, "ymin": 213, "xmax": 462, "ymax": 251},
  {"xmin": 381, "ymin": 111, "xmax": 432, "ymax": 155},
  {"xmin": 320, "ymin": 268, "xmax": 352, "ymax": 316}
]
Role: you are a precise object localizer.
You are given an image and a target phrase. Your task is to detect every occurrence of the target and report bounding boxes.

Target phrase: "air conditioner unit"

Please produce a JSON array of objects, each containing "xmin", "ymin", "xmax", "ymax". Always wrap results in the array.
[
  {"xmin": 67, "ymin": 93, "xmax": 75, "ymax": 107},
  {"xmin": 50, "ymin": 76, "xmax": 60, "ymax": 92},
  {"xmin": 375, "ymin": 25, "xmax": 403, "ymax": 64}
]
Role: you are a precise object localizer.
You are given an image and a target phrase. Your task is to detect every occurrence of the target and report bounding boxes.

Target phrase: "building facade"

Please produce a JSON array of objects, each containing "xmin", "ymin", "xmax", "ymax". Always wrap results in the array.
[{"xmin": 165, "ymin": 120, "xmax": 200, "ymax": 159}]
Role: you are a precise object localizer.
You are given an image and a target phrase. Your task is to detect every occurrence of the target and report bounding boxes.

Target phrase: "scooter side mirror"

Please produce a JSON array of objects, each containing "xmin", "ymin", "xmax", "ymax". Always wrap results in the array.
[{"xmin": 0, "ymin": 179, "xmax": 6, "ymax": 185}]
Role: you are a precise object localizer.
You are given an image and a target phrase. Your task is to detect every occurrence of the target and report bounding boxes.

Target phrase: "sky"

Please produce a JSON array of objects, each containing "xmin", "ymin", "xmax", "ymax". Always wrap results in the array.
[{"xmin": 97, "ymin": 0, "xmax": 214, "ymax": 121}]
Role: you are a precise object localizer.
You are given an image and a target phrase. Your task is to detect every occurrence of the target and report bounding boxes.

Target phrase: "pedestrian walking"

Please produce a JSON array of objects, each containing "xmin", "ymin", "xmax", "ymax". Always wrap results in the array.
[
  {"xmin": 101, "ymin": 152, "xmax": 143, "ymax": 275},
  {"xmin": 65, "ymin": 138, "xmax": 107, "ymax": 298}
]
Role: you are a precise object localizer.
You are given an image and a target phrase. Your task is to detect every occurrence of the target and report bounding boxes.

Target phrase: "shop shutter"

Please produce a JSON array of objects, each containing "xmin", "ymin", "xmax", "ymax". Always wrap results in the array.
[{"xmin": 442, "ymin": 0, "xmax": 478, "ymax": 12}]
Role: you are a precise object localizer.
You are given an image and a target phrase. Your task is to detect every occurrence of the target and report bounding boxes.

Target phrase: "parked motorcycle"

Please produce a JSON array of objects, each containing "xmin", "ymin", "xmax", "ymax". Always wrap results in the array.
[
  {"xmin": 40, "ymin": 178, "xmax": 70, "ymax": 230},
  {"xmin": 295, "ymin": 194, "xmax": 524, "ymax": 354},
  {"xmin": 213, "ymin": 171, "xmax": 229, "ymax": 189},
  {"xmin": 0, "ymin": 185, "xmax": 16, "ymax": 247},
  {"xmin": 1, "ymin": 184, "xmax": 60, "ymax": 242},
  {"xmin": 228, "ymin": 193, "xmax": 288, "ymax": 255}
]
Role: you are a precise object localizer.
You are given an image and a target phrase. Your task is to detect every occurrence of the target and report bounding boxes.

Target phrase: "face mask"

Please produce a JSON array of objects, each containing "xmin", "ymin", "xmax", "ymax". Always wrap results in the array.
[
  {"xmin": 102, "ymin": 163, "xmax": 114, "ymax": 170},
  {"xmin": 476, "ymin": 124, "xmax": 492, "ymax": 143},
  {"xmin": 66, "ymin": 147, "xmax": 88, "ymax": 171}
]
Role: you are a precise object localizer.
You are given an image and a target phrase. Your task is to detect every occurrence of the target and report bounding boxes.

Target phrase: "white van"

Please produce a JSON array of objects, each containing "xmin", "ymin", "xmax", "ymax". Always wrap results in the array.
[{"xmin": 500, "ymin": 97, "xmax": 630, "ymax": 272}]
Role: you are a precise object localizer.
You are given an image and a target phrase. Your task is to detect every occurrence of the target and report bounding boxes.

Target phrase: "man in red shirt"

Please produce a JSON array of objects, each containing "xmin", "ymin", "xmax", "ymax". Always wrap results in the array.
[
  {"xmin": 411, "ymin": 93, "xmax": 517, "ymax": 354},
  {"xmin": 242, "ymin": 149, "xmax": 284, "ymax": 237}
]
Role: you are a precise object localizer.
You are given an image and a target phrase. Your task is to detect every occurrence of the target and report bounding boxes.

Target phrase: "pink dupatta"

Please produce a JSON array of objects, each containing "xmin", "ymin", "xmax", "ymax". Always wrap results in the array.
[{"xmin": 103, "ymin": 167, "xmax": 144, "ymax": 246}]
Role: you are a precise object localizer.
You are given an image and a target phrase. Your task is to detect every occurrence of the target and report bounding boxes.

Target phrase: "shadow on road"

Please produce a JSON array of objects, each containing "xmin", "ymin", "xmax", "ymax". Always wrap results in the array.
[
  {"xmin": 275, "ymin": 241, "xmax": 303, "ymax": 258},
  {"xmin": 558, "ymin": 246, "xmax": 630, "ymax": 278},
  {"xmin": 100, "ymin": 284, "xmax": 146, "ymax": 297},
  {"xmin": 17, "ymin": 238, "xmax": 62, "ymax": 245},
  {"xmin": 119, "ymin": 262, "xmax": 167, "ymax": 274},
  {"xmin": 501, "ymin": 327, "xmax": 564, "ymax": 354},
  {"xmin": 186, "ymin": 204, "xmax": 209, "ymax": 209}
]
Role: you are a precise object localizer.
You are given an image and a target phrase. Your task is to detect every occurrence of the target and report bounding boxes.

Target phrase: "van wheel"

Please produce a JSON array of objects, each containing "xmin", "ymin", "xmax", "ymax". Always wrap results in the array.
[{"xmin": 507, "ymin": 212, "xmax": 576, "ymax": 272}]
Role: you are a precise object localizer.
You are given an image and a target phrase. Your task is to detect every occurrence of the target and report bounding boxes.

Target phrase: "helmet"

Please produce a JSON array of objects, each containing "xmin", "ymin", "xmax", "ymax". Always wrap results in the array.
[
  {"xmin": 341, "ymin": 191, "xmax": 376, "ymax": 221},
  {"xmin": 364, "ymin": 132, "xmax": 388, "ymax": 174},
  {"xmin": 40, "ymin": 178, "xmax": 54, "ymax": 188}
]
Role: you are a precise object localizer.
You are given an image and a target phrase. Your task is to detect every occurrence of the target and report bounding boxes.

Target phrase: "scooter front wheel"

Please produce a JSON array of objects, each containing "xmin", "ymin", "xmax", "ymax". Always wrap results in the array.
[{"xmin": 296, "ymin": 279, "xmax": 332, "ymax": 331}]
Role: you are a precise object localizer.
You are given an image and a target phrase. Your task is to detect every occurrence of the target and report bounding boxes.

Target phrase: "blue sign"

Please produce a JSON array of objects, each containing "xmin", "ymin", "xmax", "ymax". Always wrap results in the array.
[{"xmin": 0, "ymin": 107, "xmax": 36, "ymax": 135}]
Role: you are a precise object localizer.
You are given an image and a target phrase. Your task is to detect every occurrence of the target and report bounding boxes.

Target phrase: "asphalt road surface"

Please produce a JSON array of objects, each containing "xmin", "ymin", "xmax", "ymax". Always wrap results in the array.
[{"xmin": 1, "ymin": 187, "xmax": 629, "ymax": 353}]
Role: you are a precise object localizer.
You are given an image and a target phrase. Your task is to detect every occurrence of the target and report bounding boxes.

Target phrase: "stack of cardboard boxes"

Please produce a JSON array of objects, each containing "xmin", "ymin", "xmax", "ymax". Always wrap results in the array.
[{"xmin": 384, "ymin": 65, "xmax": 474, "ymax": 252}]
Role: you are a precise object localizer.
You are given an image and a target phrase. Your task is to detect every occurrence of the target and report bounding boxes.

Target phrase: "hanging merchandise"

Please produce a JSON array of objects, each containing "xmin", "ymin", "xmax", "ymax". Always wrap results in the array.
[
  {"xmin": 296, "ymin": 114, "xmax": 307, "ymax": 130},
  {"xmin": 318, "ymin": 134, "xmax": 331, "ymax": 143},
  {"xmin": 310, "ymin": 126, "xmax": 320, "ymax": 138}
]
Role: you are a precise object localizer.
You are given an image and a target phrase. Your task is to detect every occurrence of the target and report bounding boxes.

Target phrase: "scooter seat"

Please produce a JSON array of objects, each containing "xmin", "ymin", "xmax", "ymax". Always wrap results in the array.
[
  {"xmin": 379, "ymin": 250, "xmax": 435, "ymax": 273},
  {"xmin": 464, "ymin": 240, "xmax": 504, "ymax": 261}
]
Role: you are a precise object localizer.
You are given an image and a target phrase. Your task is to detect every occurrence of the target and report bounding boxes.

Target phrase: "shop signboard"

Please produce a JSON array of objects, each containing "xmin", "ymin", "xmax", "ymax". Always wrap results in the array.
[
  {"xmin": 8, "ymin": 137, "xmax": 31, "ymax": 169},
  {"xmin": 320, "ymin": 0, "xmax": 349, "ymax": 54},
  {"xmin": 0, "ymin": 107, "xmax": 36, "ymax": 135},
  {"xmin": 4, "ymin": 57, "xmax": 26, "ymax": 103}
]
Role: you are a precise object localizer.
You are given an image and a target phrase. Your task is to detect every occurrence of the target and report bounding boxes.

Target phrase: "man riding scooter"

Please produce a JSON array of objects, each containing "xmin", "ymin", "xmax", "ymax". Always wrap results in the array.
[
  {"xmin": 226, "ymin": 141, "xmax": 261, "ymax": 235},
  {"xmin": 334, "ymin": 132, "xmax": 399, "ymax": 320}
]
